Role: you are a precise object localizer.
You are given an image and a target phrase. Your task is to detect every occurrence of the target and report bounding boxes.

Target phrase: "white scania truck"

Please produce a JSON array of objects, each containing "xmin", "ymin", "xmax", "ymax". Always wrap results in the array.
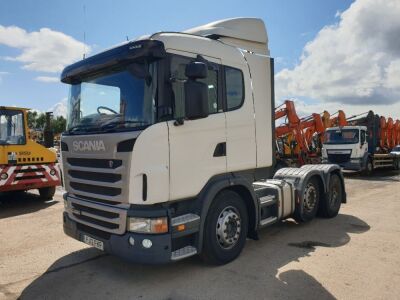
[{"xmin": 61, "ymin": 18, "xmax": 346, "ymax": 264}]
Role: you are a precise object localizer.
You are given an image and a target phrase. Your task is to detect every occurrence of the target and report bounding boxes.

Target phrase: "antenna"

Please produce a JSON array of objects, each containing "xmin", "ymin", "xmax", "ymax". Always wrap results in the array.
[{"xmin": 83, "ymin": 4, "xmax": 87, "ymax": 59}]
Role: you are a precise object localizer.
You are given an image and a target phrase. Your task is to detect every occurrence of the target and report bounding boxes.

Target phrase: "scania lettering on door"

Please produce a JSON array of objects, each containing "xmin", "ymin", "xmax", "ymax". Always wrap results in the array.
[{"xmin": 72, "ymin": 140, "xmax": 106, "ymax": 152}]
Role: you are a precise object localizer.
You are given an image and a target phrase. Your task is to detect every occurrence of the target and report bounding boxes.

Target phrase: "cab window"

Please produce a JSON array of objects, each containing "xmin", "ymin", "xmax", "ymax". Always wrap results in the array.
[
  {"xmin": 170, "ymin": 55, "xmax": 219, "ymax": 118},
  {"xmin": 361, "ymin": 130, "xmax": 366, "ymax": 144},
  {"xmin": 0, "ymin": 109, "xmax": 26, "ymax": 145},
  {"xmin": 225, "ymin": 67, "xmax": 244, "ymax": 111}
]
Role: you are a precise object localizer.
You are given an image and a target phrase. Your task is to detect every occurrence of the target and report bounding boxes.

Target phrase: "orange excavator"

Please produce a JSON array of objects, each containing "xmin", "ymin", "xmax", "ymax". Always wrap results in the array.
[
  {"xmin": 301, "ymin": 113, "xmax": 325, "ymax": 157},
  {"xmin": 322, "ymin": 110, "xmax": 347, "ymax": 128},
  {"xmin": 274, "ymin": 100, "xmax": 324, "ymax": 166}
]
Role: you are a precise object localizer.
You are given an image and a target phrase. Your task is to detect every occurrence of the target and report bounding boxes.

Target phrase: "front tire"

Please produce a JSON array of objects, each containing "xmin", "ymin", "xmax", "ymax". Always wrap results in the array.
[
  {"xmin": 363, "ymin": 159, "xmax": 373, "ymax": 176},
  {"xmin": 294, "ymin": 177, "xmax": 320, "ymax": 222},
  {"xmin": 201, "ymin": 190, "xmax": 248, "ymax": 265},
  {"xmin": 319, "ymin": 174, "xmax": 343, "ymax": 218},
  {"xmin": 38, "ymin": 186, "xmax": 56, "ymax": 200}
]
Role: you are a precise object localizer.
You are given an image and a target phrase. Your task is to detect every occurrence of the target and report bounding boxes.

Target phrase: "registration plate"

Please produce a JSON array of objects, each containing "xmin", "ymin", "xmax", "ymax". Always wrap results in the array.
[{"xmin": 83, "ymin": 235, "xmax": 104, "ymax": 251}]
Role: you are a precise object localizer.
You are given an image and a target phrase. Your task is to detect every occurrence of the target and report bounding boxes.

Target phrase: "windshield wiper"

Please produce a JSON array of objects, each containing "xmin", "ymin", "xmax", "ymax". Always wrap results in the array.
[
  {"xmin": 67, "ymin": 125, "xmax": 99, "ymax": 134},
  {"xmin": 101, "ymin": 120, "xmax": 149, "ymax": 130}
]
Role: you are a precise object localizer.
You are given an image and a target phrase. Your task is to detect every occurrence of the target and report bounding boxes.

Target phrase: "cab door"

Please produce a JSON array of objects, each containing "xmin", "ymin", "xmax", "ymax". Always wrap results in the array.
[{"xmin": 167, "ymin": 51, "xmax": 226, "ymax": 200}]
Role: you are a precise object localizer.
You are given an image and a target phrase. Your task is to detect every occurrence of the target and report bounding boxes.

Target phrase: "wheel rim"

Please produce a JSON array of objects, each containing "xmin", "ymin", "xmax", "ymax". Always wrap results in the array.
[
  {"xmin": 303, "ymin": 183, "xmax": 317, "ymax": 213},
  {"xmin": 216, "ymin": 206, "xmax": 241, "ymax": 249}
]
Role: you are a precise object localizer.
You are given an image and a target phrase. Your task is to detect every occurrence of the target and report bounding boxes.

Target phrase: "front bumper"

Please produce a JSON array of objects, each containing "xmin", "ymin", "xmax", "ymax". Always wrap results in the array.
[
  {"xmin": 322, "ymin": 159, "xmax": 363, "ymax": 171},
  {"xmin": 63, "ymin": 212, "xmax": 172, "ymax": 264},
  {"xmin": 63, "ymin": 195, "xmax": 201, "ymax": 264}
]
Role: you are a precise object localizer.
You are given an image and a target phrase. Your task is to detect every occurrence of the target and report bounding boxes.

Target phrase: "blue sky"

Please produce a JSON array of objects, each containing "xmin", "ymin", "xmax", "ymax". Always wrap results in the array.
[{"xmin": 0, "ymin": 0, "xmax": 354, "ymax": 112}]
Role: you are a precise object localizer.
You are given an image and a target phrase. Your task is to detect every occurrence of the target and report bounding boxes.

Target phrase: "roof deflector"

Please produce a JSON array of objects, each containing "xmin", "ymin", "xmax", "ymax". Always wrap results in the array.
[{"xmin": 185, "ymin": 18, "xmax": 269, "ymax": 55}]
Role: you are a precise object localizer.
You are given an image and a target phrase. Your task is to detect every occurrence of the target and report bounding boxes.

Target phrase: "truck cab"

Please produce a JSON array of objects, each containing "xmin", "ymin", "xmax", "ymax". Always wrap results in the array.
[
  {"xmin": 322, "ymin": 126, "xmax": 369, "ymax": 171},
  {"xmin": 61, "ymin": 18, "xmax": 346, "ymax": 264}
]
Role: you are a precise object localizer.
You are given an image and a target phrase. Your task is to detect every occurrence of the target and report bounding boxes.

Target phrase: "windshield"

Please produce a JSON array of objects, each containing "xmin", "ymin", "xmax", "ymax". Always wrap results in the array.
[
  {"xmin": 393, "ymin": 146, "xmax": 400, "ymax": 152},
  {"xmin": 66, "ymin": 62, "xmax": 158, "ymax": 134},
  {"xmin": 0, "ymin": 109, "xmax": 26, "ymax": 145},
  {"xmin": 324, "ymin": 129, "xmax": 359, "ymax": 144}
]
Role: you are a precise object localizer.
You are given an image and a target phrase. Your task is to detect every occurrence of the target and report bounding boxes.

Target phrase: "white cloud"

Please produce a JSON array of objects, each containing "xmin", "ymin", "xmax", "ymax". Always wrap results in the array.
[
  {"xmin": 275, "ymin": 0, "xmax": 400, "ymax": 119},
  {"xmin": 35, "ymin": 76, "xmax": 59, "ymax": 83},
  {"xmin": 48, "ymin": 98, "xmax": 67, "ymax": 118},
  {"xmin": 0, "ymin": 25, "xmax": 89, "ymax": 73}
]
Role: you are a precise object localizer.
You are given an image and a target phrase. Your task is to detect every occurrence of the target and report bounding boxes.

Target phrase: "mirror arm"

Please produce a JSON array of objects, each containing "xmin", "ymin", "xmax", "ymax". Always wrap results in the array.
[{"xmin": 174, "ymin": 118, "xmax": 185, "ymax": 126}]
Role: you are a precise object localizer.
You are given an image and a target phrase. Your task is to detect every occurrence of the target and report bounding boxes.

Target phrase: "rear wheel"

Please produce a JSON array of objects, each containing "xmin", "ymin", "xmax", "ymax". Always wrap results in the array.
[
  {"xmin": 201, "ymin": 190, "xmax": 248, "ymax": 265},
  {"xmin": 319, "ymin": 174, "xmax": 342, "ymax": 218},
  {"xmin": 294, "ymin": 177, "xmax": 320, "ymax": 222},
  {"xmin": 393, "ymin": 158, "xmax": 400, "ymax": 171},
  {"xmin": 38, "ymin": 186, "xmax": 56, "ymax": 200}
]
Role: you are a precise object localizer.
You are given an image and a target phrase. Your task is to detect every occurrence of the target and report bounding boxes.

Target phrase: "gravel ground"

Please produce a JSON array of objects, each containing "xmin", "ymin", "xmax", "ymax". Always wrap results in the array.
[{"xmin": 0, "ymin": 170, "xmax": 399, "ymax": 300}]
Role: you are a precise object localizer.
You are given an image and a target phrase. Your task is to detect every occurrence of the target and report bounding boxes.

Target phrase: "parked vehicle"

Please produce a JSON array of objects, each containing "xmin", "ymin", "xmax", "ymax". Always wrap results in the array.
[
  {"xmin": 322, "ymin": 111, "xmax": 400, "ymax": 174},
  {"xmin": 0, "ymin": 107, "xmax": 60, "ymax": 198},
  {"xmin": 60, "ymin": 18, "xmax": 346, "ymax": 264}
]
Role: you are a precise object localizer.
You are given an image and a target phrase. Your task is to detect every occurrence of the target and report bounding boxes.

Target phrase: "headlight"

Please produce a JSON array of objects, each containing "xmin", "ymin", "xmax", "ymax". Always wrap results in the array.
[
  {"xmin": 127, "ymin": 217, "xmax": 168, "ymax": 234},
  {"xmin": 0, "ymin": 173, "xmax": 8, "ymax": 180},
  {"xmin": 50, "ymin": 169, "xmax": 56, "ymax": 176}
]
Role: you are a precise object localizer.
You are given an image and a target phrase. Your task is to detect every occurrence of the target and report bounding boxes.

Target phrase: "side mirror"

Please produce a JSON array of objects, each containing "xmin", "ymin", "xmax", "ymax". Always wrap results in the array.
[{"xmin": 184, "ymin": 62, "xmax": 209, "ymax": 120}]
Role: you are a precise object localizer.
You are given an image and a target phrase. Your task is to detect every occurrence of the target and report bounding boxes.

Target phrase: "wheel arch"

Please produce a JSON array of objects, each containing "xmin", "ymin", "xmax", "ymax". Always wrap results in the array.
[{"xmin": 195, "ymin": 173, "xmax": 259, "ymax": 253}]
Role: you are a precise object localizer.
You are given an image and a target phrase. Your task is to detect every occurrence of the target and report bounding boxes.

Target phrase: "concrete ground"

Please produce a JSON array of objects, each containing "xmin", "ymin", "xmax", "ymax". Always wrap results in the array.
[{"xmin": 0, "ymin": 170, "xmax": 399, "ymax": 300}]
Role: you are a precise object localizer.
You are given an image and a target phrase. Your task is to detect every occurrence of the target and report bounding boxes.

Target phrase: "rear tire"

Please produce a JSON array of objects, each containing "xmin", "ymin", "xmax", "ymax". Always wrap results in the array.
[
  {"xmin": 201, "ymin": 190, "xmax": 248, "ymax": 265},
  {"xmin": 294, "ymin": 177, "xmax": 320, "ymax": 222},
  {"xmin": 38, "ymin": 186, "xmax": 56, "ymax": 200},
  {"xmin": 393, "ymin": 158, "xmax": 400, "ymax": 171},
  {"xmin": 319, "ymin": 174, "xmax": 342, "ymax": 218}
]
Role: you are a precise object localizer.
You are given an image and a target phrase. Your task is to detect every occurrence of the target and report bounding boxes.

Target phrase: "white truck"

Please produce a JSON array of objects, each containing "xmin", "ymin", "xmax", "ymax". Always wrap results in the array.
[
  {"xmin": 322, "ymin": 112, "xmax": 400, "ymax": 174},
  {"xmin": 61, "ymin": 18, "xmax": 346, "ymax": 264}
]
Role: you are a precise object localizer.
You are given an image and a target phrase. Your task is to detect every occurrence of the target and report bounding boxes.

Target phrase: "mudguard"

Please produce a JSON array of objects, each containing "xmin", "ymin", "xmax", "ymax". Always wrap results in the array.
[
  {"xmin": 273, "ymin": 164, "xmax": 346, "ymax": 217},
  {"xmin": 195, "ymin": 173, "xmax": 260, "ymax": 252}
]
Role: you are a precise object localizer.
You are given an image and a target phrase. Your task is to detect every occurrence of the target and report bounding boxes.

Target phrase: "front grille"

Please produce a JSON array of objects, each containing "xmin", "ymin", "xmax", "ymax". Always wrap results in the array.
[
  {"xmin": 15, "ymin": 175, "xmax": 45, "ymax": 181},
  {"xmin": 328, "ymin": 154, "xmax": 351, "ymax": 163},
  {"xmin": 70, "ymin": 182, "xmax": 121, "ymax": 196},
  {"xmin": 68, "ymin": 197, "xmax": 127, "ymax": 234},
  {"xmin": 67, "ymin": 158, "xmax": 122, "ymax": 169},
  {"xmin": 68, "ymin": 170, "xmax": 121, "ymax": 183},
  {"xmin": 74, "ymin": 194, "xmax": 121, "ymax": 206}
]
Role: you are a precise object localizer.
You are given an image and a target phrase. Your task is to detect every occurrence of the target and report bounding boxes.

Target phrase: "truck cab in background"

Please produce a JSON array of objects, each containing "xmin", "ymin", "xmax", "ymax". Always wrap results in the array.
[
  {"xmin": 322, "ymin": 126, "xmax": 369, "ymax": 171},
  {"xmin": 61, "ymin": 18, "xmax": 346, "ymax": 265},
  {"xmin": 322, "ymin": 125, "xmax": 400, "ymax": 173}
]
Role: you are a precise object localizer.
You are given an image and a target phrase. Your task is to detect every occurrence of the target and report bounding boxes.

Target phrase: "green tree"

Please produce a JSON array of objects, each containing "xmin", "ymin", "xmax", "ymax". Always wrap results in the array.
[
  {"xmin": 27, "ymin": 111, "xmax": 38, "ymax": 128},
  {"xmin": 52, "ymin": 116, "xmax": 67, "ymax": 134}
]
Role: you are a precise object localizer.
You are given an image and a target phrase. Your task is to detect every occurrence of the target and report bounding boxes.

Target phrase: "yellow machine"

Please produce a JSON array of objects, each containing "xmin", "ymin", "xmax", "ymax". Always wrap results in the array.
[{"xmin": 0, "ymin": 106, "xmax": 60, "ymax": 199}]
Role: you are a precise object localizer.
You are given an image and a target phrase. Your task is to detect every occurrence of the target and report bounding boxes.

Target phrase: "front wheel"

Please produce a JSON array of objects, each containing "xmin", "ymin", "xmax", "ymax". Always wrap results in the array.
[
  {"xmin": 362, "ymin": 159, "xmax": 373, "ymax": 176},
  {"xmin": 201, "ymin": 190, "xmax": 248, "ymax": 265},
  {"xmin": 38, "ymin": 186, "xmax": 56, "ymax": 200}
]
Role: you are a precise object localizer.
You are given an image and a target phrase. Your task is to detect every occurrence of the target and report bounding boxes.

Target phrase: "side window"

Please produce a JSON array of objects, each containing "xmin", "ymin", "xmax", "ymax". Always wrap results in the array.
[
  {"xmin": 361, "ymin": 130, "xmax": 366, "ymax": 144},
  {"xmin": 225, "ymin": 67, "xmax": 244, "ymax": 110},
  {"xmin": 170, "ymin": 55, "xmax": 219, "ymax": 118}
]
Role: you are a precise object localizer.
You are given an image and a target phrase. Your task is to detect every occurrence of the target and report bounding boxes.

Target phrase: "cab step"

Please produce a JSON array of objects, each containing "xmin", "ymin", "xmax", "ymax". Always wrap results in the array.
[
  {"xmin": 259, "ymin": 216, "xmax": 278, "ymax": 227},
  {"xmin": 171, "ymin": 246, "xmax": 197, "ymax": 261}
]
